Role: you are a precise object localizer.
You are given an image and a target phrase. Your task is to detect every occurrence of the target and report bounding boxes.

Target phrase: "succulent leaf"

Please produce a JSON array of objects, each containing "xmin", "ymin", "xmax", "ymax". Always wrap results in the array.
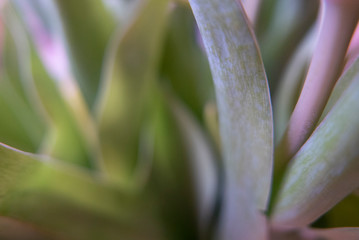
[
  {"xmin": 96, "ymin": 0, "xmax": 170, "ymax": 187},
  {"xmin": 188, "ymin": 0, "xmax": 273, "ymax": 238},
  {"xmin": 272, "ymin": 59, "xmax": 359, "ymax": 227}
]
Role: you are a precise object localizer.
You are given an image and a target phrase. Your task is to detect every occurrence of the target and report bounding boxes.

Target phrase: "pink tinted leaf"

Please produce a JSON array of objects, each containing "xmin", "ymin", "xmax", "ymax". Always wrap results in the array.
[{"xmin": 272, "ymin": 62, "xmax": 359, "ymax": 227}]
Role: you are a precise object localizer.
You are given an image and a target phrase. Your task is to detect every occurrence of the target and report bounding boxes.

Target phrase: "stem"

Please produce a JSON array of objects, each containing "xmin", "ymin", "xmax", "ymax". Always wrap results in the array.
[{"xmin": 278, "ymin": 0, "xmax": 359, "ymax": 163}]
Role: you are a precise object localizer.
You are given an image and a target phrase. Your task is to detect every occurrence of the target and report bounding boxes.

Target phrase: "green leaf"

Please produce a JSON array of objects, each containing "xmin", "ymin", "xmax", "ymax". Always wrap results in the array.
[
  {"xmin": 272, "ymin": 64, "xmax": 359, "ymax": 227},
  {"xmin": 0, "ymin": 143, "xmax": 166, "ymax": 240},
  {"xmin": 319, "ymin": 57, "xmax": 359, "ymax": 122},
  {"xmin": 55, "ymin": 0, "xmax": 115, "ymax": 108},
  {"xmin": 169, "ymin": 93, "xmax": 218, "ymax": 237},
  {"xmin": 4, "ymin": 6, "xmax": 98, "ymax": 168},
  {"xmin": 96, "ymin": 0, "xmax": 170, "ymax": 186},
  {"xmin": 0, "ymin": 9, "xmax": 46, "ymax": 152},
  {"xmin": 258, "ymin": 0, "xmax": 318, "ymax": 92},
  {"xmin": 149, "ymin": 90, "xmax": 199, "ymax": 240},
  {"xmin": 188, "ymin": 0, "xmax": 273, "ymax": 239},
  {"xmin": 160, "ymin": 4, "xmax": 214, "ymax": 119}
]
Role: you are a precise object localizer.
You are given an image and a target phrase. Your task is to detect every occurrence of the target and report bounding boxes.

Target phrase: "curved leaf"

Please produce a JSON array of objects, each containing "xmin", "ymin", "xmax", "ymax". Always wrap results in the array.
[
  {"xmin": 160, "ymin": 4, "xmax": 214, "ymax": 119},
  {"xmin": 96, "ymin": 0, "xmax": 169, "ymax": 186},
  {"xmin": 55, "ymin": 0, "xmax": 115, "ymax": 108},
  {"xmin": 0, "ymin": 8, "xmax": 46, "ymax": 152},
  {"xmin": 272, "ymin": 66, "xmax": 359, "ymax": 227},
  {"xmin": 188, "ymin": 0, "xmax": 273, "ymax": 239},
  {"xmin": 273, "ymin": 27, "xmax": 315, "ymax": 142},
  {"xmin": 0, "ymin": 143, "xmax": 166, "ymax": 240},
  {"xmin": 258, "ymin": 0, "xmax": 318, "ymax": 92},
  {"xmin": 320, "ymin": 57, "xmax": 359, "ymax": 122},
  {"xmin": 4, "ymin": 6, "xmax": 98, "ymax": 168},
  {"xmin": 169, "ymin": 94, "xmax": 218, "ymax": 237},
  {"xmin": 149, "ymin": 90, "xmax": 199, "ymax": 240}
]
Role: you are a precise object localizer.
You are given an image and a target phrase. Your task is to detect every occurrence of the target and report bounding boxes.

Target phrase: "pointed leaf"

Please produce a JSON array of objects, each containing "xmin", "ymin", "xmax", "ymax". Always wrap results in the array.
[
  {"xmin": 0, "ymin": 143, "xmax": 166, "ymax": 240},
  {"xmin": 272, "ymin": 65, "xmax": 359, "ymax": 227},
  {"xmin": 54, "ymin": 0, "xmax": 115, "ymax": 108},
  {"xmin": 160, "ymin": 4, "xmax": 214, "ymax": 119},
  {"xmin": 188, "ymin": 0, "xmax": 273, "ymax": 239},
  {"xmin": 0, "ymin": 8, "xmax": 46, "ymax": 152},
  {"xmin": 5, "ymin": 6, "xmax": 97, "ymax": 168},
  {"xmin": 96, "ymin": 0, "xmax": 169, "ymax": 186}
]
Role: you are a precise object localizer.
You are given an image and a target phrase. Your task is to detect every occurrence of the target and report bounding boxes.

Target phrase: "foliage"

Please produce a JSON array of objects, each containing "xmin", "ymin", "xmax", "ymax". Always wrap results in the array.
[{"xmin": 0, "ymin": 0, "xmax": 358, "ymax": 239}]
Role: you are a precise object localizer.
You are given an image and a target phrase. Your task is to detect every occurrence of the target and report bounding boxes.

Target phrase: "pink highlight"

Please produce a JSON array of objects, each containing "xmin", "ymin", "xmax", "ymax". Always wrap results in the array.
[
  {"xmin": 278, "ymin": 0, "xmax": 359, "ymax": 162},
  {"xmin": 22, "ymin": 3, "xmax": 71, "ymax": 82},
  {"xmin": 345, "ymin": 23, "xmax": 359, "ymax": 70}
]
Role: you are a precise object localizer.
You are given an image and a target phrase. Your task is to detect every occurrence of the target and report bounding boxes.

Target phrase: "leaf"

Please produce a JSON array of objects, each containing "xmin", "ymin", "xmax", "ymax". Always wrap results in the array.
[
  {"xmin": 0, "ymin": 9, "xmax": 47, "ymax": 152},
  {"xmin": 271, "ymin": 64, "xmax": 359, "ymax": 227},
  {"xmin": 258, "ymin": 0, "xmax": 318, "ymax": 92},
  {"xmin": 96, "ymin": 0, "xmax": 170, "ymax": 186},
  {"xmin": 168, "ymin": 93, "xmax": 218, "ymax": 237},
  {"xmin": 149, "ymin": 90, "xmax": 199, "ymax": 239},
  {"xmin": 102, "ymin": 0, "xmax": 142, "ymax": 24},
  {"xmin": 273, "ymin": 27, "xmax": 315, "ymax": 142},
  {"xmin": 160, "ymin": 4, "xmax": 214, "ymax": 119},
  {"xmin": 0, "ymin": 143, "xmax": 166, "ymax": 240},
  {"xmin": 4, "ymin": 6, "xmax": 97, "ymax": 168},
  {"xmin": 54, "ymin": 0, "xmax": 115, "ymax": 108},
  {"xmin": 319, "ymin": 57, "xmax": 359, "ymax": 122},
  {"xmin": 188, "ymin": 0, "xmax": 273, "ymax": 239}
]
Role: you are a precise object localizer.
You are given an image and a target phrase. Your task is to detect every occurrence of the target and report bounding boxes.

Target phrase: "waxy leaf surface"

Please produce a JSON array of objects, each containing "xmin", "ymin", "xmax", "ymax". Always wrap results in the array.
[
  {"xmin": 272, "ymin": 60, "xmax": 359, "ymax": 227},
  {"xmin": 188, "ymin": 0, "xmax": 273, "ymax": 239}
]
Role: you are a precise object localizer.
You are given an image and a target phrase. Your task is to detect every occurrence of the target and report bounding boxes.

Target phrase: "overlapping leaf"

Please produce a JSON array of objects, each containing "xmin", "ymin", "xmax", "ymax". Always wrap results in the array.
[
  {"xmin": 160, "ymin": 4, "xmax": 214, "ymax": 119},
  {"xmin": 3, "ymin": 5, "xmax": 97, "ymax": 168},
  {"xmin": 188, "ymin": 0, "xmax": 273, "ymax": 239},
  {"xmin": 55, "ymin": 0, "xmax": 115, "ymax": 108},
  {"xmin": 167, "ymin": 93, "xmax": 218, "ymax": 237},
  {"xmin": 0, "ymin": 11, "xmax": 46, "ymax": 152},
  {"xmin": 0, "ymin": 143, "xmax": 166, "ymax": 240},
  {"xmin": 149, "ymin": 90, "xmax": 199, "ymax": 239},
  {"xmin": 258, "ymin": 0, "xmax": 318, "ymax": 92},
  {"xmin": 272, "ymin": 58, "xmax": 359, "ymax": 227},
  {"xmin": 96, "ymin": 0, "xmax": 170, "ymax": 186},
  {"xmin": 273, "ymin": 27, "xmax": 315, "ymax": 142}
]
